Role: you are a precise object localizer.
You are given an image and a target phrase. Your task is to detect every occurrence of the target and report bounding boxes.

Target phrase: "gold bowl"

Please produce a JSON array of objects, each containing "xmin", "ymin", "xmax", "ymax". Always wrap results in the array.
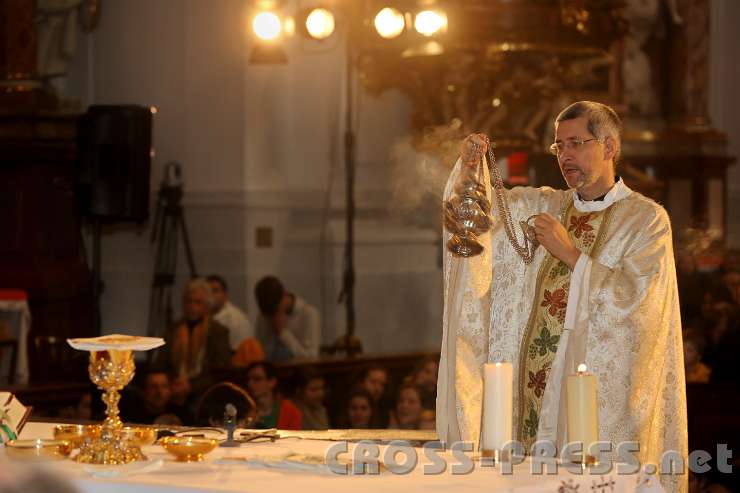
[
  {"xmin": 6, "ymin": 439, "xmax": 73, "ymax": 461},
  {"xmin": 120, "ymin": 426, "xmax": 158, "ymax": 447},
  {"xmin": 160, "ymin": 436, "xmax": 218, "ymax": 462},
  {"xmin": 53, "ymin": 424, "xmax": 102, "ymax": 447}
]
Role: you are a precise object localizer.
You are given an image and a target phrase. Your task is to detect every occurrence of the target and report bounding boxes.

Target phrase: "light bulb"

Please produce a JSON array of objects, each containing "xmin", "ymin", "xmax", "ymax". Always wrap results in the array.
[
  {"xmin": 253, "ymin": 11, "xmax": 282, "ymax": 41},
  {"xmin": 374, "ymin": 7, "xmax": 405, "ymax": 39},
  {"xmin": 306, "ymin": 8, "xmax": 335, "ymax": 40},
  {"xmin": 414, "ymin": 10, "xmax": 446, "ymax": 37}
]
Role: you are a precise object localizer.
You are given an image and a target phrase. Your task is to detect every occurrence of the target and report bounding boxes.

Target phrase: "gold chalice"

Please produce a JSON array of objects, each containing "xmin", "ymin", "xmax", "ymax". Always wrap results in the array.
[
  {"xmin": 67, "ymin": 334, "xmax": 165, "ymax": 465},
  {"xmin": 75, "ymin": 350, "xmax": 145, "ymax": 464}
]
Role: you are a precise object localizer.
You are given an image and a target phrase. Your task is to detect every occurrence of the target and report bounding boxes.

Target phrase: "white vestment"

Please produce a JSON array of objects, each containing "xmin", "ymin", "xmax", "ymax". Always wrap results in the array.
[{"xmin": 436, "ymin": 159, "xmax": 687, "ymax": 493}]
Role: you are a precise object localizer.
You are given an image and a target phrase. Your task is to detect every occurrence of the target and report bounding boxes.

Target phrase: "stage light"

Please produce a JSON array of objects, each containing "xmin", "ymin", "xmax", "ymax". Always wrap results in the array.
[
  {"xmin": 414, "ymin": 9, "xmax": 446, "ymax": 36},
  {"xmin": 252, "ymin": 11, "xmax": 282, "ymax": 41},
  {"xmin": 374, "ymin": 7, "xmax": 405, "ymax": 39},
  {"xmin": 306, "ymin": 8, "xmax": 335, "ymax": 40}
]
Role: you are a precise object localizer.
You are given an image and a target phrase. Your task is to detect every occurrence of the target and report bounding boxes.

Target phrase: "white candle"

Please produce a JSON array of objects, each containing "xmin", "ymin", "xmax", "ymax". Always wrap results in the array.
[
  {"xmin": 566, "ymin": 363, "xmax": 599, "ymax": 459},
  {"xmin": 482, "ymin": 362, "xmax": 513, "ymax": 452}
]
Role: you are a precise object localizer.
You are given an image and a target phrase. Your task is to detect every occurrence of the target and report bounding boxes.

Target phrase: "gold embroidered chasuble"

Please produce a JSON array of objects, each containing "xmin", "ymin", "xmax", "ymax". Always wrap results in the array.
[
  {"xmin": 437, "ymin": 158, "xmax": 688, "ymax": 493},
  {"xmin": 517, "ymin": 205, "xmax": 609, "ymax": 450}
]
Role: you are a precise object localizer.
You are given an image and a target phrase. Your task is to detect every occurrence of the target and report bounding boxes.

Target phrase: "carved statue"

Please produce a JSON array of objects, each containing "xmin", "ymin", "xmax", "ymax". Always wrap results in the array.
[
  {"xmin": 621, "ymin": 0, "xmax": 682, "ymax": 115},
  {"xmin": 36, "ymin": 0, "xmax": 100, "ymax": 83}
]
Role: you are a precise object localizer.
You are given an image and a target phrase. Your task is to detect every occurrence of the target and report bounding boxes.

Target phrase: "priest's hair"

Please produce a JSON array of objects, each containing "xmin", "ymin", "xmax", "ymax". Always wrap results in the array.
[{"xmin": 555, "ymin": 101, "xmax": 622, "ymax": 164}]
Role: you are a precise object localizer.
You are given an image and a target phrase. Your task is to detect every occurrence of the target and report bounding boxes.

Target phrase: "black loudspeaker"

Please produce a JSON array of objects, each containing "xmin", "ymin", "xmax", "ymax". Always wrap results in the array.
[{"xmin": 77, "ymin": 105, "xmax": 152, "ymax": 221}]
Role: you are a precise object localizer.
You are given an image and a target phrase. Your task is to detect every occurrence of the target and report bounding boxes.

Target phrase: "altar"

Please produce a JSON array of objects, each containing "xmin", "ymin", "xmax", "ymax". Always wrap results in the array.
[{"xmin": 0, "ymin": 422, "xmax": 663, "ymax": 493}]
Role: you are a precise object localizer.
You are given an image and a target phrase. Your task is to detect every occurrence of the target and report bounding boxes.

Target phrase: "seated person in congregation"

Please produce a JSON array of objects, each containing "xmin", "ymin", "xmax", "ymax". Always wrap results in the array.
[
  {"xmin": 156, "ymin": 278, "xmax": 231, "ymax": 407},
  {"xmin": 245, "ymin": 361, "xmax": 302, "ymax": 430},
  {"xmin": 121, "ymin": 371, "xmax": 184, "ymax": 425},
  {"xmin": 207, "ymin": 274, "xmax": 254, "ymax": 351},
  {"xmin": 292, "ymin": 367, "xmax": 329, "ymax": 430},
  {"xmin": 254, "ymin": 276, "xmax": 320, "ymax": 362},
  {"xmin": 356, "ymin": 366, "xmax": 390, "ymax": 428},
  {"xmin": 388, "ymin": 384, "xmax": 435, "ymax": 430},
  {"xmin": 683, "ymin": 328, "xmax": 711, "ymax": 383},
  {"xmin": 405, "ymin": 357, "xmax": 439, "ymax": 410},
  {"xmin": 339, "ymin": 389, "xmax": 374, "ymax": 429}
]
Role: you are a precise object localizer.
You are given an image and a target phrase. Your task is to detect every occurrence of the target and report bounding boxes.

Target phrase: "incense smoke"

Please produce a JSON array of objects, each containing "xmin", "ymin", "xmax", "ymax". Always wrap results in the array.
[{"xmin": 389, "ymin": 120, "xmax": 466, "ymax": 227}]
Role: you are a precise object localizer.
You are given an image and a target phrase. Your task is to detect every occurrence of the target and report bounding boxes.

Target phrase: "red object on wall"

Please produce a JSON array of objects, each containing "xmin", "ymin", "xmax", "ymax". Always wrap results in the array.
[
  {"xmin": 507, "ymin": 151, "xmax": 529, "ymax": 185},
  {"xmin": 0, "ymin": 290, "xmax": 27, "ymax": 301}
]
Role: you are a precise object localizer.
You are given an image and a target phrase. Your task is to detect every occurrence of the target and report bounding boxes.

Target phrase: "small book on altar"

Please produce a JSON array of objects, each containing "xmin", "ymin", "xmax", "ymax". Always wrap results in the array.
[{"xmin": 0, "ymin": 392, "xmax": 31, "ymax": 443}]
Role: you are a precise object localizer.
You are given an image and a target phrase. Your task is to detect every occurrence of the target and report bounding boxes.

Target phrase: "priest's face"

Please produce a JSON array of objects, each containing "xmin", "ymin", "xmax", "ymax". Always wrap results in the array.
[{"xmin": 554, "ymin": 116, "xmax": 616, "ymax": 200}]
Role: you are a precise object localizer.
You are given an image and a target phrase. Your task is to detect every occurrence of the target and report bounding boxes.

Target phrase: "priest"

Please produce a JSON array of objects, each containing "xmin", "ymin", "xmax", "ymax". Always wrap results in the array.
[{"xmin": 436, "ymin": 101, "xmax": 687, "ymax": 492}]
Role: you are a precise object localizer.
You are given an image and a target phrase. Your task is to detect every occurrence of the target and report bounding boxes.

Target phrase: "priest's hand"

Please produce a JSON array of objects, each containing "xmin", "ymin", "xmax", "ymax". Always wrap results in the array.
[
  {"xmin": 533, "ymin": 213, "xmax": 581, "ymax": 269},
  {"xmin": 461, "ymin": 133, "xmax": 488, "ymax": 167}
]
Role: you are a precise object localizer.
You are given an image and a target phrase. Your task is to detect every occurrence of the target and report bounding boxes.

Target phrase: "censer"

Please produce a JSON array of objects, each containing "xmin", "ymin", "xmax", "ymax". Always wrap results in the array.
[{"xmin": 445, "ymin": 134, "xmax": 539, "ymax": 263}]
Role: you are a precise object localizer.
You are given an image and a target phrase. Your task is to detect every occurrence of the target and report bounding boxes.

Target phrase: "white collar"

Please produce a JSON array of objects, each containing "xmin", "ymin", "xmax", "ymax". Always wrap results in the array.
[{"xmin": 572, "ymin": 177, "xmax": 632, "ymax": 213}]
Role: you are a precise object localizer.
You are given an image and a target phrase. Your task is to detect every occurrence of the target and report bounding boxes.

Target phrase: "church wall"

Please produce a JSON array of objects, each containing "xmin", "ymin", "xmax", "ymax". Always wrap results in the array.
[{"xmin": 64, "ymin": 0, "xmax": 443, "ymax": 354}]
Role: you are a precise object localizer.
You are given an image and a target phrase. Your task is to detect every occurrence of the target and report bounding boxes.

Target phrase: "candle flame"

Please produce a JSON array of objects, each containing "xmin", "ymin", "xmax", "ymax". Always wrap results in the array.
[{"xmin": 577, "ymin": 363, "xmax": 587, "ymax": 373}]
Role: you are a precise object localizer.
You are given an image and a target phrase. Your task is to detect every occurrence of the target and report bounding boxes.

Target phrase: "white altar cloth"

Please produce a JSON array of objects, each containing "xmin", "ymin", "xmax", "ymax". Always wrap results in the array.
[{"xmin": 1, "ymin": 422, "xmax": 663, "ymax": 493}]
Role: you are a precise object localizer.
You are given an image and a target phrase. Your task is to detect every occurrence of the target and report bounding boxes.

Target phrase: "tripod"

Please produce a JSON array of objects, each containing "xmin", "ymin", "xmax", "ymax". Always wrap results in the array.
[{"xmin": 146, "ymin": 162, "xmax": 197, "ymax": 340}]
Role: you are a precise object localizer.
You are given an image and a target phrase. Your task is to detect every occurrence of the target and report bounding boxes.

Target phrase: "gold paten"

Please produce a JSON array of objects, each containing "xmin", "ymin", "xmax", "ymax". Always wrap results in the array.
[{"xmin": 6, "ymin": 439, "xmax": 73, "ymax": 461}]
